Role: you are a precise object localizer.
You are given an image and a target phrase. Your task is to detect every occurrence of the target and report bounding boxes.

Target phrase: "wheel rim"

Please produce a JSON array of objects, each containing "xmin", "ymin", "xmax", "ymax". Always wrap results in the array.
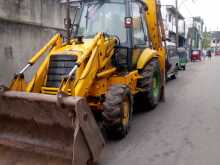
[
  {"xmin": 153, "ymin": 72, "xmax": 160, "ymax": 98},
  {"xmin": 122, "ymin": 97, "xmax": 130, "ymax": 127}
]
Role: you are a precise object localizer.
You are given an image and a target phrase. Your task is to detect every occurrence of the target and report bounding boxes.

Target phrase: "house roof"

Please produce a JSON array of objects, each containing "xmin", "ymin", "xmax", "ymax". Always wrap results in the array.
[{"xmin": 211, "ymin": 31, "xmax": 220, "ymax": 40}]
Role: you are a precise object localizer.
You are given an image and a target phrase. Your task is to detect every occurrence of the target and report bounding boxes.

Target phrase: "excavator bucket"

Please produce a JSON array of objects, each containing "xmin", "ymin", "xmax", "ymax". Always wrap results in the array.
[{"xmin": 0, "ymin": 87, "xmax": 105, "ymax": 164}]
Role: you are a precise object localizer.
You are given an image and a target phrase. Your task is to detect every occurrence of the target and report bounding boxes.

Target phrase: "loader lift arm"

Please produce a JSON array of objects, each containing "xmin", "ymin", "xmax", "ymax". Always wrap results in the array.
[
  {"xmin": 10, "ymin": 33, "xmax": 63, "ymax": 91},
  {"xmin": 59, "ymin": 33, "xmax": 117, "ymax": 97}
]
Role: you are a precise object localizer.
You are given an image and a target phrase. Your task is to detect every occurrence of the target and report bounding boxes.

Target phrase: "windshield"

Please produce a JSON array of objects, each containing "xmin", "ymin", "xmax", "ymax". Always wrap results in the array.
[
  {"xmin": 192, "ymin": 50, "xmax": 200, "ymax": 54},
  {"xmin": 178, "ymin": 52, "xmax": 187, "ymax": 57},
  {"xmin": 77, "ymin": 1, "xmax": 126, "ymax": 43}
]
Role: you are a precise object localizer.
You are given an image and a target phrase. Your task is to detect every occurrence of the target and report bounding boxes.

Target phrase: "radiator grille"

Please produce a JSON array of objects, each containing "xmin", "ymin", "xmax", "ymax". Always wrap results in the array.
[{"xmin": 46, "ymin": 55, "xmax": 77, "ymax": 88}]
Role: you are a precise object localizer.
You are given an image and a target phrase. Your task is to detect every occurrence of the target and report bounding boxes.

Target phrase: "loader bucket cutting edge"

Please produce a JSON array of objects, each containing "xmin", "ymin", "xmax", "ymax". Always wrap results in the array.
[{"xmin": 0, "ymin": 90, "xmax": 105, "ymax": 164}]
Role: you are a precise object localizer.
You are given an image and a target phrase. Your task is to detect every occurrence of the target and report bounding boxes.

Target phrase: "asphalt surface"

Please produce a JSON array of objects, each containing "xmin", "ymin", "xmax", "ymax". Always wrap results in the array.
[
  {"xmin": 0, "ymin": 57, "xmax": 220, "ymax": 165},
  {"xmin": 101, "ymin": 57, "xmax": 220, "ymax": 165}
]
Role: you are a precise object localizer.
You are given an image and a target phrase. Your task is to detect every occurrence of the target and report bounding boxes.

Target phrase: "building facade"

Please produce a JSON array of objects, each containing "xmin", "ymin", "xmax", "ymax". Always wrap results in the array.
[
  {"xmin": 210, "ymin": 31, "xmax": 220, "ymax": 48},
  {"xmin": 187, "ymin": 17, "xmax": 204, "ymax": 50},
  {"xmin": 161, "ymin": 5, "xmax": 186, "ymax": 47}
]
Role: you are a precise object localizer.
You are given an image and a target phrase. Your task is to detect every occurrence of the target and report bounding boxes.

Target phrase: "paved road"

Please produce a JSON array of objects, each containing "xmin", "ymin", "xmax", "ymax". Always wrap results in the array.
[
  {"xmin": 0, "ymin": 57, "xmax": 220, "ymax": 165},
  {"xmin": 100, "ymin": 57, "xmax": 220, "ymax": 165}
]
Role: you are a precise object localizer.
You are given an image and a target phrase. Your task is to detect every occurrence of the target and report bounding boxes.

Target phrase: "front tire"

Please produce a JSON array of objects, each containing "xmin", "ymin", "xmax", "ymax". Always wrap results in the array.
[
  {"xmin": 103, "ymin": 85, "xmax": 133, "ymax": 139},
  {"xmin": 182, "ymin": 66, "xmax": 186, "ymax": 70},
  {"xmin": 170, "ymin": 74, "xmax": 176, "ymax": 79},
  {"xmin": 136, "ymin": 58, "xmax": 161, "ymax": 111}
]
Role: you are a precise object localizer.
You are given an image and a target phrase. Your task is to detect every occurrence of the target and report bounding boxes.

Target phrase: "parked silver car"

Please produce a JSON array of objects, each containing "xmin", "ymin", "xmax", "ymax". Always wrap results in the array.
[{"xmin": 166, "ymin": 42, "xmax": 179, "ymax": 79}]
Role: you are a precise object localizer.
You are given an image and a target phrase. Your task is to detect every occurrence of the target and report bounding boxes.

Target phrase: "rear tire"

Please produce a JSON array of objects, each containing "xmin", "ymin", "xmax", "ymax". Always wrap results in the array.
[
  {"xmin": 171, "ymin": 65, "xmax": 178, "ymax": 79},
  {"xmin": 103, "ymin": 85, "xmax": 133, "ymax": 139},
  {"xmin": 136, "ymin": 58, "xmax": 161, "ymax": 111}
]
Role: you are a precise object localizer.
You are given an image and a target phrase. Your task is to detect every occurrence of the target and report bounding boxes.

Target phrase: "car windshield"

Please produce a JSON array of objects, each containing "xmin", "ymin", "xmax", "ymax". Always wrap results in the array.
[
  {"xmin": 192, "ymin": 50, "xmax": 200, "ymax": 54},
  {"xmin": 77, "ymin": 1, "xmax": 126, "ymax": 43},
  {"xmin": 178, "ymin": 52, "xmax": 186, "ymax": 57}
]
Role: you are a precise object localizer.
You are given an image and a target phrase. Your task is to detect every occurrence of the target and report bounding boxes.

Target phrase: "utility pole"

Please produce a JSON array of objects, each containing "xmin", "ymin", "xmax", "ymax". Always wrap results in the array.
[
  {"xmin": 65, "ymin": 0, "xmax": 71, "ymax": 44},
  {"xmin": 175, "ymin": 0, "xmax": 179, "ymax": 51},
  {"xmin": 189, "ymin": 17, "xmax": 195, "ymax": 58}
]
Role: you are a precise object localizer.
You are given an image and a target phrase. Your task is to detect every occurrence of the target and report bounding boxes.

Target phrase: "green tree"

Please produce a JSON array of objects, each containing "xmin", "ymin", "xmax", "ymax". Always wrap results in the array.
[{"xmin": 202, "ymin": 31, "xmax": 211, "ymax": 49}]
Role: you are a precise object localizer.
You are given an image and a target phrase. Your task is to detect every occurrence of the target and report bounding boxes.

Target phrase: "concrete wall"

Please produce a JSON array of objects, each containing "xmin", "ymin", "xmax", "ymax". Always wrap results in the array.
[
  {"xmin": 0, "ymin": 0, "xmax": 67, "ymax": 30},
  {"xmin": 0, "ymin": 0, "xmax": 76, "ymax": 85}
]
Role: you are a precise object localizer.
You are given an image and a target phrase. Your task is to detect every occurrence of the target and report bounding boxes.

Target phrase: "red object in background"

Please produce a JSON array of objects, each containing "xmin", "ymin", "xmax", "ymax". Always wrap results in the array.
[
  {"xmin": 191, "ymin": 50, "xmax": 202, "ymax": 61},
  {"xmin": 215, "ymin": 50, "xmax": 220, "ymax": 56}
]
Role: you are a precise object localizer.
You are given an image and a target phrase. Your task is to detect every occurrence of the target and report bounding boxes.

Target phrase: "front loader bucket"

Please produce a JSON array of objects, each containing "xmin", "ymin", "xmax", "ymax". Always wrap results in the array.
[{"xmin": 0, "ymin": 88, "xmax": 105, "ymax": 164}]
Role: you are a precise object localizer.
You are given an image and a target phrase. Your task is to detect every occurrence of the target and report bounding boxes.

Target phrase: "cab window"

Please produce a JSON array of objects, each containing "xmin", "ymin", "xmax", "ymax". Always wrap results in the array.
[{"xmin": 132, "ymin": 2, "xmax": 146, "ymax": 46}]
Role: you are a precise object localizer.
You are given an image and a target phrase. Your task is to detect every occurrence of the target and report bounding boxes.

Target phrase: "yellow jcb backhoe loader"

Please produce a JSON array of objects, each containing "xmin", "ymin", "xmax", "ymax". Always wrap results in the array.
[{"xmin": 0, "ymin": 0, "xmax": 167, "ymax": 164}]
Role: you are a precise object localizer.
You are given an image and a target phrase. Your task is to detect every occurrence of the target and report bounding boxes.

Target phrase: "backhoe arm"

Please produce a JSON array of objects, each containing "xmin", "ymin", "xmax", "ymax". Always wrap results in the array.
[
  {"xmin": 145, "ymin": 0, "xmax": 164, "ymax": 50},
  {"xmin": 144, "ymin": 0, "xmax": 166, "ymax": 69}
]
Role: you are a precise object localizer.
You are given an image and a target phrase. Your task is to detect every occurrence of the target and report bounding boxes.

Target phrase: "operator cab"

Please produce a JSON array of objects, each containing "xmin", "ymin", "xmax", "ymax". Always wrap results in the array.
[{"xmin": 75, "ymin": 0, "xmax": 151, "ymax": 70}]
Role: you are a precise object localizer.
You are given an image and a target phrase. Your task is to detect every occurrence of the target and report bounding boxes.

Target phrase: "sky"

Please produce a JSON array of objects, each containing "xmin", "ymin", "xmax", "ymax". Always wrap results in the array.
[{"xmin": 161, "ymin": 0, "xmax": 220, "ymax": 31}]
